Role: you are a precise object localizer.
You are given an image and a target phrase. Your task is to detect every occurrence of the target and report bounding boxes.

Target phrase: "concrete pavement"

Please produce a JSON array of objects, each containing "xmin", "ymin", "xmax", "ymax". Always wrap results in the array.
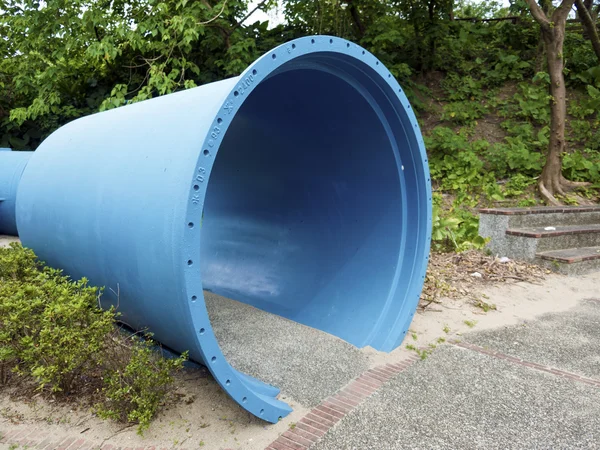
[{"xmin": 310, "ymin": 298, "xmax": 600, "ymax": 450}]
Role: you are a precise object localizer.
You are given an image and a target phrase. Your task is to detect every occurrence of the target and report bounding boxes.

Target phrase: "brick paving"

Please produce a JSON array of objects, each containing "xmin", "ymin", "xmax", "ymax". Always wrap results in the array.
[{"xmin": 265, "ymin": 355, "xmax": 420, "ymax": 450}]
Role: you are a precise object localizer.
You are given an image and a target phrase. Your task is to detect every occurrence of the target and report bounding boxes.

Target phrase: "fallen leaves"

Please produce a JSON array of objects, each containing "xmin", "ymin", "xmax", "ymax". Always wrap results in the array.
[{"xmin": 420, "ymin": 250, "xmax": 550, "ymax": 310}]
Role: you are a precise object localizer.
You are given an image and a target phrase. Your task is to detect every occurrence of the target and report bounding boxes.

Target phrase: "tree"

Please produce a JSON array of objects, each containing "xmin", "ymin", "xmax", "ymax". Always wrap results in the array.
[
  {"xmin": 575, "ymin": 0, "xmax": 600, "ymax": 62},
  {"xmin": 525, "ymin": 0, "xmax": 590, "ymax": 205},
  {"xmin": 0, "ymin": 0, "xmax": 268, "ymax": 149}
]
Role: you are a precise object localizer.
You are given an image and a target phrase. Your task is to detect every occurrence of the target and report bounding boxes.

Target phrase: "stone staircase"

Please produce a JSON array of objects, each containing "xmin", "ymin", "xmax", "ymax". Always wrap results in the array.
[{"xmin": 479, "ymin": 206, "xmax": 600, "ymax": 276}]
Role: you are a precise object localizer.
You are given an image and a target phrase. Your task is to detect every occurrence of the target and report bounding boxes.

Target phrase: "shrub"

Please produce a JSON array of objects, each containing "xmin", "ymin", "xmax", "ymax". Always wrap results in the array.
[
  {"xmin": 97, "ymin": 339, "xmax": 187, "ymax": 434},
  {"xmin": 0, "ymin": 243, "xmax": 186, "ymax": 433}
]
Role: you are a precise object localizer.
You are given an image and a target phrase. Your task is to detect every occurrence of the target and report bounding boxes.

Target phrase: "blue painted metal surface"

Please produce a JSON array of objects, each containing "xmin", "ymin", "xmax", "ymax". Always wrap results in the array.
[
  {"xmin": 0, "ymin": 149, "xmax": 33, "ymax": 235},
  {"xmin": 5, "ymin": 36, "xmax": 431, "ymax": 422}
]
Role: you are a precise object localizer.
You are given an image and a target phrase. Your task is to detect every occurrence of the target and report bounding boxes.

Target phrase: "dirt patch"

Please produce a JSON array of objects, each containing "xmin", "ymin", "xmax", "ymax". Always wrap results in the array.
[
  {"xmin": 0, "ymin": 366, "xmax": 308, "ymax": 450},
  {"xmin": 470, "ymin": 116, "xmax": 507, "ymax": 145}
]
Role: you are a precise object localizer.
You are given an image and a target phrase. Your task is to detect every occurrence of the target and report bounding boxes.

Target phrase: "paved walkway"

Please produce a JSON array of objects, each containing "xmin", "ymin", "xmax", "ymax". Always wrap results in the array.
[{"xmin": 301, "ymin": 297, "xmax": 600, "ymax": 450}]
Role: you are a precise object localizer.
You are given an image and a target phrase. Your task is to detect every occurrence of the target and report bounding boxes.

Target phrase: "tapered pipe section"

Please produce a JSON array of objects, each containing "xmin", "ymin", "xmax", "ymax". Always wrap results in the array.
[{"xmin": 12, "ymin": 36, "xmax": 431, "ymax": 422}]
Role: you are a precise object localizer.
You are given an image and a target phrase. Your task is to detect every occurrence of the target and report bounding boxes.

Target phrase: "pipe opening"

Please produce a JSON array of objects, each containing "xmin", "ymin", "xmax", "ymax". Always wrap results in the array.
[{"xmin": 201, "ymin": 53, "xmax": 428, "ymax": 349}]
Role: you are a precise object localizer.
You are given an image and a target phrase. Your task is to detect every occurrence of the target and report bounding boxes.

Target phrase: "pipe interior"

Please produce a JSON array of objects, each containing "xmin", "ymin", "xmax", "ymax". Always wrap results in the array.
[{"xmin": 201, "ymin": 57, "xmax": 412, "ymax": 347}]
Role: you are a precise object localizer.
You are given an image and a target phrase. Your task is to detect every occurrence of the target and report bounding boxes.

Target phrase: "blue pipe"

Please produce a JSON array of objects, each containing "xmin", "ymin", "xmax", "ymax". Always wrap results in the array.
[
  {"xmin": 0, "ymin": 149, "xmax": 33, "ymax": 235},
  {"xmin": 3, "ymin": 36, "xmax": 431, "ymax": 422}
]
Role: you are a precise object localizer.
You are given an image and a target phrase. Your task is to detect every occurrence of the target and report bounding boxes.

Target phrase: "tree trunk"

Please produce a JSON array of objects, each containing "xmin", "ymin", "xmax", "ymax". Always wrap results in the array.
[
  {"xmin": 345, "ymin": 0, "xmax": 366, "ymax": 39},
  {"xmin": 539, "ymin": 29, "xmax": 568, "ymax": 202},
  {"xmin": 525, "ymin": 0, "xmax": 589, "ymax": 205},
  {"xmin": 534, "ymin": 0, "xmax": 551, "ymax": 73},
  {"xmin": 575, "ymin": 0, "xmax": 600, "ymax": 62}
]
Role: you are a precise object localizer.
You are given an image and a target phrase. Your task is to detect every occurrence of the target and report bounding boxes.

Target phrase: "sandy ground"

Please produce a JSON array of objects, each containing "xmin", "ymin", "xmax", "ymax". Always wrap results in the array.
[
  {"xmin": 0, "ymin": 236, "xmax": 18, "ymax": 248},
  {"xmin": 0, "ymin": 235, "xmax": 598, "ymax": 449}
]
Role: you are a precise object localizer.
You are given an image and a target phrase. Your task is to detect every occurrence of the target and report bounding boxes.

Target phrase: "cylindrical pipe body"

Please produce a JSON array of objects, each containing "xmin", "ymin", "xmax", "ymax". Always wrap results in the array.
[{"xmin": 0, "ymin": 149, "xmax": 33, "ymax": 235}]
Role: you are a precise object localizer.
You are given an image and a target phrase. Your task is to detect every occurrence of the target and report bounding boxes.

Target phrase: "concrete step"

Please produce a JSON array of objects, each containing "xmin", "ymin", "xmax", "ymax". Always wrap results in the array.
[
  {"xmin": 496, "ymin": 224, "xmax": 600, "ymax": 262},
  {"xmin": 480, "ymin": 206, "xmax": 600, "ymax": 228},
  {"xmin": 536, "ymin": 246, "xmax": 600, "ymax": 276}
]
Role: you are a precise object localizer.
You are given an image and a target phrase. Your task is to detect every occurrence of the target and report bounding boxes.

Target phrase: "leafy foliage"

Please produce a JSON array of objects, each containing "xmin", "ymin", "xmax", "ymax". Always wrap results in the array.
[
  {"xmin": 97, "ymin": 340, "xmax": 187, "ymax": 434},
  {"xmin": 0, "ymin": 243, "xmax": 186, "ymax": 433}
]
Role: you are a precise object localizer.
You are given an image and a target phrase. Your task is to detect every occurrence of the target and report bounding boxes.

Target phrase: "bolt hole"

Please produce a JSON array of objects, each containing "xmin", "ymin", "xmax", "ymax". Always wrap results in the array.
[
  {"xmin": 187, "ymin": 260, "xmax": 193, "ymax": 266},
  {"xmin": 193, "ymin": 185, "xmax": 199, "ymax": 191},
  {"xmin": 242, "ymin": 397, "xmax": 247, "ymax": 403},
  {"xmin": 260, "ymin": 409, "xmax": 264, "ymax": 415},
  {"xmin": 346, "ymin": 43, "xmax": 350, "ymax": 48},
  {"xmin": 311, "ymin": 39, "xmax": 315, "ymax": 44},
  {"xmin": 362, "ymin": 50, "xmax": 365, "ymax": 55},
  {"xmin": 226, "ymin": 379, "xmax": 231, "ymax": 386},
  {"xmin": 376, "ymin": 61, "xmax": 379, "ymax": 65},
  {"xmin": 252, "ymin": 69, "xmax": 257, "ymax": 75},
  {"xmin": 217, "ymin": 118, "xmax": 222, "ymax": 124},
  {"xmin": 203, "ymin": 149, "xmax": 209, "ymax": 156},
  {"xmin": 211, "ymin": 356, "xmax": 216, "ymax": 362},
  {"xmin": 199, "ymin": 327, "xmax": 205, "ymax": 334},
  {"xmin": 272, "ymin": 53, "xmax": 276, "ymax": 59},
  {"xmin": 188, "ymin": 222, "xmax": 194, "ymax": 228},
  {"xmin": 292, "ymin": 43, "xmax": 296, "ymax": 49},
  {"xmin": 192, "ymin": 295, "xmax": 198, "ymax": 302},
  {"xmin": 329, "ymin": 38, "xmax": 333, "ymax": 44},
  {"xmin": 388, "ymin": 74, "xmax": 391, "ymax": 78},
  {"xmin": 234, "ymin": 90, "xmax": 239, "ymax": 97},
  {"xmin": 408, "ymin": 104, "xmax": 411, "ymax": 109}
]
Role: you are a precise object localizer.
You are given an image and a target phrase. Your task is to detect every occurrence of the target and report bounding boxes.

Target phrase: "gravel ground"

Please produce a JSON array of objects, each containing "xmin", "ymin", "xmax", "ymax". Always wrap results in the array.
[
  {"xmin": 465, "ymin": 298, "xmax": 600, "ymax": 379},
  {"xmin": 205, "ymin": 292, "xmax": 372, "ymax": 408},
  {"xmin": 312, "ymin": 343, "xmax": 600, "ymax": 450}
]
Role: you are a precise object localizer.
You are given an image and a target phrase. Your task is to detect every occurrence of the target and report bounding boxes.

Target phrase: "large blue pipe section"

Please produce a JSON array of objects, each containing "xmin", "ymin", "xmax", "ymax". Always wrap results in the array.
[{"xmin": 0, "ymin": 36, "xmax": 432, "ymax": 422}]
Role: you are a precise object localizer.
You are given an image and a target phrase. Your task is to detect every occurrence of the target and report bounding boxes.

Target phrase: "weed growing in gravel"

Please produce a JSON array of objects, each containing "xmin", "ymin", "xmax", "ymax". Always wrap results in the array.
[
  {"xmin": 473, "ymin": 298, "xmax": 497, "ymax": 312},
  {"xmin": 463, "ymin": 320, "xmax": 478, "ymax": 328}
]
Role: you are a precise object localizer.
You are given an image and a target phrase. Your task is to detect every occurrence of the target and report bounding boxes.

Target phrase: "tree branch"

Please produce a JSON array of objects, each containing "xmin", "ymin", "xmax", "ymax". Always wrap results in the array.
[
  {"xmin": 198, "ymin": 0, "xmax": 228, "ymax": 25},
  {"xmin": 552, "ymin": 0, "xmax": 577, "ymax": 24},
  {"xmin": 346, "ymin": 0, "xmax": 366, "ymax": 38},
  {"xmin": 575, "ymin": 0, "xmax": 600, "ymax": 61},
  {"xmin": 525, "ymin": 0, "xmax": 552, "ymax": 29},
  {"xmin": 229, "ymin": 0, "xmax": 268, "ymax": 34}
]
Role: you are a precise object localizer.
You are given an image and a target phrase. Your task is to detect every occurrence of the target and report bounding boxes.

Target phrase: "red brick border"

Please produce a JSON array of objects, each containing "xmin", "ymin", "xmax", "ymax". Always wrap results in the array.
[
  {"xmin": 265, "ymin": 355, "xmax": 420, "ymax": 450},
  {"xmin": 452, "ymin": 341, "xmax": 600, "ymax": 388},
  {"xmin": 0, "ymin": 428, "xmax": 175, "ymax": 450}
]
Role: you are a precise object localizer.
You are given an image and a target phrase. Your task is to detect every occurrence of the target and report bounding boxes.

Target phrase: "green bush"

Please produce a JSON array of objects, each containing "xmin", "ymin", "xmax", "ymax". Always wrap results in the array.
[
  {"xmin": 97, "ymin": 340, "xmax": 187, "ymax": 434},
  {"xmin": 0, "ymin": 243, "xmax": 186, "ymax": 433},
  {"xmin": 431, "ymin": 194, "xmax": 487, "ymax": 253},
  {"xmin": 562, "ymin": 149, "xmax": 600, "ymax": 185}
]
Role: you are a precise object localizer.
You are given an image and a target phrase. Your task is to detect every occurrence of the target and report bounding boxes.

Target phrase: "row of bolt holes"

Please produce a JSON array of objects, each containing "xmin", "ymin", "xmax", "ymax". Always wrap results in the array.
[
  {"xmin": 268, "ymin": 39, "xmax": 405, "ymax": 97},
  {"xmin": 184, "ymin": 234, "xmax": 266, "ymax": 415}
]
